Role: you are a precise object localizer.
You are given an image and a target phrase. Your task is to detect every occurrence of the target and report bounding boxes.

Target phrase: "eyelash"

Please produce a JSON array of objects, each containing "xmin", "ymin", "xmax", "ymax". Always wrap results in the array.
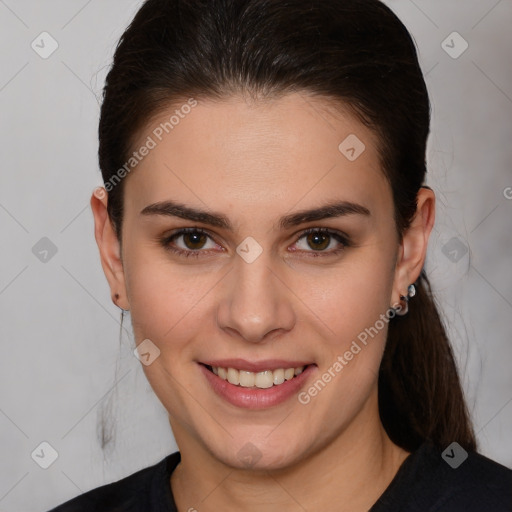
[{"xmin": 159, "ymin": 227, "xmax": 350, "ymax": 259}]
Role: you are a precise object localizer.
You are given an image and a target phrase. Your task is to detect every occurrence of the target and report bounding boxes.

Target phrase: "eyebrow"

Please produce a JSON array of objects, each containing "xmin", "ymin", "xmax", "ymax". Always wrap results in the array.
[{"xmin": 140, "ymin": 199, "xmax": 371, "ymax": 230}]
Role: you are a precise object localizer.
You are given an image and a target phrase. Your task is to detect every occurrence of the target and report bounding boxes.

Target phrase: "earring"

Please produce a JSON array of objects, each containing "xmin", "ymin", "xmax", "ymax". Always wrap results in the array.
[
  {"xmin": 113, "ymin": 293, "xmax": 129, "ymax": 312},
  {"xmin": 395, "ymin": 284, "xmax": 416, "ymax": 316}
]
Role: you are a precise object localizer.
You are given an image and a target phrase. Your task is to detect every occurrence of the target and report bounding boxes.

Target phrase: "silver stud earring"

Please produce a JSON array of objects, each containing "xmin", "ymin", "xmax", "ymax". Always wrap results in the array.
[{"xmin": 395, "ymin": 284, "xmax": 416, "ymax": 316}]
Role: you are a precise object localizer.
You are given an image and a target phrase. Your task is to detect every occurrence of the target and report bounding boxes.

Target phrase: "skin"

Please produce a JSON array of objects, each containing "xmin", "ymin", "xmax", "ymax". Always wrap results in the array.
[{"xmin": 91, "ymin": 92, "xmax": 435, "ymax": 511}]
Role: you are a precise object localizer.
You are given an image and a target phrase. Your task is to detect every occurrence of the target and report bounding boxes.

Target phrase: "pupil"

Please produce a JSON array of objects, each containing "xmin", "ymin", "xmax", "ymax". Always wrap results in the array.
[
  {"xmin": 185, "ymin": 232, "xmax": 205, "ymax": 249},
  {"xmin": 308, "ymin": 232, "xmax": 329, "ymax": 250}
]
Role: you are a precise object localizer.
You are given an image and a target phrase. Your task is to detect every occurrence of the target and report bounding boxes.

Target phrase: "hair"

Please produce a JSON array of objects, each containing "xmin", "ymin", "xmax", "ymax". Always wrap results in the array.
[{"xmin": 97, "ymin": 0, "xmax": 477, "ymax": 453}]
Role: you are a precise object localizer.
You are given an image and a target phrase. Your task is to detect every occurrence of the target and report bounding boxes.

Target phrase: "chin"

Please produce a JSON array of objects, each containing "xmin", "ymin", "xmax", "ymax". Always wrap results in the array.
[{"xmin": 207, "ymin": 433, "xmax": 310, "ymax": 472}]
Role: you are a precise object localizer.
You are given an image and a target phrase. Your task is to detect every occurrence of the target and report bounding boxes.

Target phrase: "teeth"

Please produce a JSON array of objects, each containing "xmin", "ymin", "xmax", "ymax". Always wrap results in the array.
[
  {"xmin": 227, "ymin": 367, "xmax": 239, "ymax": 385},
  {"xmin": 239, "ymin": 370, "xmax": 255, "ymax": 387},
  {"xmin": 273, "ymin": 368, "xmax": 285, "ymax": 385},
  {"xmin": 210, "ymin": 365, "xmax": 307, "ymax": 389},
  {"xmin": 284, "ymin": 368, "xmax": 295, "ymax": 380},
  {"xmin": 255, "ymin": 370, "xmax": 273, "ymax": 389}
]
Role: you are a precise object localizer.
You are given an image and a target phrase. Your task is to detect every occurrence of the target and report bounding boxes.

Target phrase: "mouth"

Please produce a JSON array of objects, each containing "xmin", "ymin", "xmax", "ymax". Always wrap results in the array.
[
  {"xmin": 200, "ymin": 363, "xmax": 315, "ymax": 389},
  {"xmin": 198, "ymin": 361, "xmax": 317, "ymax": 409}
]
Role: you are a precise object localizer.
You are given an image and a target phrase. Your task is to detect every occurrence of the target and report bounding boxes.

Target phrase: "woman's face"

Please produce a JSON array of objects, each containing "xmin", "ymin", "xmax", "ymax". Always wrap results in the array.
[{"xmin": 94, "ymin": 93, "xmax": 414, "ymax": 470}]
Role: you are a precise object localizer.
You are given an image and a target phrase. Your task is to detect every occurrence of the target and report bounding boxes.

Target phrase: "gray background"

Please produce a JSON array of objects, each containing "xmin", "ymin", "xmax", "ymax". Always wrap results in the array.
[{"xmin": 0, "ymin": 1, "xmax": 511, "ymax": 510}]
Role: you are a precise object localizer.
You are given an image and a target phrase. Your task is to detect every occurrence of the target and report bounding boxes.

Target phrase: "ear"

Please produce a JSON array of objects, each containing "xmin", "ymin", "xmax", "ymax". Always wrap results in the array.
[
  {"xmin": 391, "ymin": 186, "xmax": 435, "ymax": 305},
  {"xmin": 90, "ymin": 187, "xmax": 130, "ymax": 311}
]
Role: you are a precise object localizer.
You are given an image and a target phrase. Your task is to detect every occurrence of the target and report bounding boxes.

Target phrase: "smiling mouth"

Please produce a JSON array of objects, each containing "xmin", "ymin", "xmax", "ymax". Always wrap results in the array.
[{"xmin": 202, "ymin": 363, "xmax": 313, "ymax": 389}]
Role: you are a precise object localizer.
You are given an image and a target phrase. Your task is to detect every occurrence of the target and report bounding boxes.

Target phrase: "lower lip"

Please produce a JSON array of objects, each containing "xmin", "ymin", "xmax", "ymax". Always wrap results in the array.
[{"xmin": 199, "ymin": 363, "xmax": 316, "ymax": 410}]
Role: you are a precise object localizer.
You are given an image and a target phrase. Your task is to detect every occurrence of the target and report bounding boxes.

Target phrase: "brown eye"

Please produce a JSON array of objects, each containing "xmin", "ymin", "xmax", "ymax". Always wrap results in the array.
[
  {"xmin": 294, "ymin": 228, "xmax": 349, "ymax": 256},
  {"xmin": 160, "ymin": 227, "xmax": 219, "ymax": 258},
  {"xmin": 305, "ymin": 231, "xmax": 331, "ymax": 251},
  {"xmin": 181, "ymin": 231, "xmax": 208, "ymax": 250}
]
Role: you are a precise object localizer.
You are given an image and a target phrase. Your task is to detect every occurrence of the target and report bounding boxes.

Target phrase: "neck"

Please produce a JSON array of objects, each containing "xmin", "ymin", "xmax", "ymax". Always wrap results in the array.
[{"xmin": 170, "ymin": 389, "xmax": 410, "ymax": 512}]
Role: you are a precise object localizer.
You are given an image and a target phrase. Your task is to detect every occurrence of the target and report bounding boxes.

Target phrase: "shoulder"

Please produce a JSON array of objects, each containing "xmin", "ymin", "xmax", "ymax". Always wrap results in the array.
[
  {"xmin": 45, "ymin": 452, "xmax": 180, "ymax": 512},
  {"xmin": 372, "ymin": 440, "xmax": 512, "ymax": 512},
  {"xmin": 433, "ymin": 446, "xmax": 512, "ymax": 510}
]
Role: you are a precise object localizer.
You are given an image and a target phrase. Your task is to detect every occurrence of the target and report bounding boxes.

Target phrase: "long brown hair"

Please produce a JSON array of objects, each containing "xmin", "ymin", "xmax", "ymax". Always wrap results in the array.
[{"xmin": 98, "ymin": 0, "xmax": 477, "ymax": 453}]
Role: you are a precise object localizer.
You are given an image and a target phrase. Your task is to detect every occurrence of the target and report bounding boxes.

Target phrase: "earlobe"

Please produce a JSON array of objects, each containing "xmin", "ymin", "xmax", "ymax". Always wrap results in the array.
[
  {"xmin": 90, "ymin": 187, "xmax": 130, "ymax": 311},
  {"xmin": 392, "ymin": 186, "xmax": 435, "ymax": 307}
]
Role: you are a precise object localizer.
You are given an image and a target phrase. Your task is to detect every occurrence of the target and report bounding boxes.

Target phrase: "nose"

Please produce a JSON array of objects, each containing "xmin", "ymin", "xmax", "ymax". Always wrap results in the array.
[{"xmin": 216, "ymin": 250, "xmax": 296, "ymax": 343}]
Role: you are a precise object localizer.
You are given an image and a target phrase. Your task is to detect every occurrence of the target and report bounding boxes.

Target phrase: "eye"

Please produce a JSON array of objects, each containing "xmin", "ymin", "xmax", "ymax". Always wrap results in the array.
[
  {"xmin": 160, "ymin": 227, "xmax": 349, "ymax": 258},
  {"xmin": 160, "ymin": 227, "xmax": 220, "ymax": 258},
  {"xmin": 292, "ymin": 227, "xmax": 349, "ymax": 257}
]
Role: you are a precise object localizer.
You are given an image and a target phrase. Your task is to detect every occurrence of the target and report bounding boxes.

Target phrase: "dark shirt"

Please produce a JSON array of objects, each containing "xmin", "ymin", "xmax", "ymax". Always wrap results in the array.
[{"xmin": 47, "ymin": 440, "xmax": 512, "ymax": 511}]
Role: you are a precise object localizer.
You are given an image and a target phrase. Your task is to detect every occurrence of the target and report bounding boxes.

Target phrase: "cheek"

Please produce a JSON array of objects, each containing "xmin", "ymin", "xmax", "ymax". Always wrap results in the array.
[
  {"xmin": 123, "ymin": 252, "xmax": 191, "ymax": 340},
  {"xmin": 126, "ymin": 265, "xmax": 170, "ymax": 340},
  {"xmin": 308, "ymin": 250, "xmax": 394, "ymax": 344},
  {"xmin": 297, "ymin": 269, "xmax": 394, "ymax": 426},
  {"xmin": 124, "ymin": 253, "xmax": 226, "ymax": 368},
  {"xmin": 303, "ymin": 245, "xmax": 396, "ymax": 405}
]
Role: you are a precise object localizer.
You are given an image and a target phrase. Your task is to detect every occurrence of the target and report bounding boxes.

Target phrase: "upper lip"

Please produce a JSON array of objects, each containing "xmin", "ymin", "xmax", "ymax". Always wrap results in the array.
[{"xmin": 200, "ymin": 359, "xmax": 314, "ymax": 373}]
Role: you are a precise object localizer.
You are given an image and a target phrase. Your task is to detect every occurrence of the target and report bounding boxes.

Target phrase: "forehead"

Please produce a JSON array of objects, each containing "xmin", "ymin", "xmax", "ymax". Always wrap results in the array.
[{"xmin": 123, "ymin": 92, "xmax": 390, "ymax": 223}]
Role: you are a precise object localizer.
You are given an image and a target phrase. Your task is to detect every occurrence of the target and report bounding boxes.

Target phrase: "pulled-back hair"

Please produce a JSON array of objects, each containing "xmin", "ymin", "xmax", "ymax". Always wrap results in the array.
[{"xmin": 98, "ymin": 0, "xmax": 477, "ymax": 453}]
